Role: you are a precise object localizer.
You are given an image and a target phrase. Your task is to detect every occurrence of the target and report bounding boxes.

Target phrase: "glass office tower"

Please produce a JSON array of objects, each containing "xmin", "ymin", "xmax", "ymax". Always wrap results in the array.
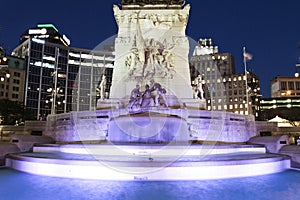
[{"xmin": 13, "ymin": 31, "xmax": 114, "ymax": 119}]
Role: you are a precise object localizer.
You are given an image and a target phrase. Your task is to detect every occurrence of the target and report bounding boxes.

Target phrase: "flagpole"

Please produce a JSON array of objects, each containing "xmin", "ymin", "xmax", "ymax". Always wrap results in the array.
[
  {"xmin": 51, "ymin": 47, "xmax": 59, "ymax": 115},
  {"xmin": 243, "ymin": 47, "xmax": 249, "ymax": 115}
]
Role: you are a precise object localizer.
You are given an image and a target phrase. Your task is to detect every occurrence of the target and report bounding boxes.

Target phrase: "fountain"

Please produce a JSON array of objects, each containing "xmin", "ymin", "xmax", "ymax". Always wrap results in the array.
[{"xmin": 5, "ymin": 0, "xmax": 290, "ymax": 180}]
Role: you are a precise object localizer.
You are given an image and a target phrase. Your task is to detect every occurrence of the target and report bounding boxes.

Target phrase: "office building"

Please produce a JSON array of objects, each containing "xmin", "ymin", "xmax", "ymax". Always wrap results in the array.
[
  {"xmin": 19, "ymin": 24, "xmax": 70, "ymax": 46},
  {"xmin": 12, "ymin": 24, "xmax": 114, "ymax": 119},
  {"xmin": 190, "ymin": 38, "xmax": 260, "ymax": 116},
  {"xmin": 270, "ymin": 76, "xmax": 300, "ymax": 98},
  {"xmin": 259, "ymin": 97, "xmax": 300, "ymax": 121},
  {"xmin": 0, "ymin": 47, "xmax": 26, "ymax": 103},
  {"xmin": 259, "ymin": 74, "xmax": 300, "ymax": 121}
]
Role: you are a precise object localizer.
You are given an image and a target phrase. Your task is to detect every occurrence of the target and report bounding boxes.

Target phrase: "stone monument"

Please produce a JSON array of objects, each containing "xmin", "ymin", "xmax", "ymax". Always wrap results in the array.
[
  {"xmin": 20, "ymin": 1, "xmax": 287, "ymax": 182},
  {"xmin": 46, "ymin": 0, "xmax": 256, "ymax": 145},
  {"xmin": 110, "ymin": 0, "xmax": 199, "ymax": 108}
]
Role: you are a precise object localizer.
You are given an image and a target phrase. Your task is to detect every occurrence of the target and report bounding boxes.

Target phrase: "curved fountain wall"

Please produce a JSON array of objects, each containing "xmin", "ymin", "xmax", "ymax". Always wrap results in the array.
[{"xmin": 44, "ymin": 109, "xmax": 257, "ymax": 143}]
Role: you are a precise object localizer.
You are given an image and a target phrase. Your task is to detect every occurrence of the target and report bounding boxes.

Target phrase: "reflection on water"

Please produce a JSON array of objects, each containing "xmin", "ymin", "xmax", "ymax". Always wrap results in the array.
[{"xmin": 0, "ymin": 167, "xmax": 299, "ymax": 200}]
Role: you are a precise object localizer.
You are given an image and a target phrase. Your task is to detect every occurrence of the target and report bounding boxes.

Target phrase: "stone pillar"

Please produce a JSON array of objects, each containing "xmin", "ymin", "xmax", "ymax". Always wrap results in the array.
[{"xmin": 110, "ymin": 3, "xmax": 193, "ymax": 107}]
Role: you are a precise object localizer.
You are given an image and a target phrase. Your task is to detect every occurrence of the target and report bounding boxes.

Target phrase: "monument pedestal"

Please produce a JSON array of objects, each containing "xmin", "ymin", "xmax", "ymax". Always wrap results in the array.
[
  {"xmin": 96, "ymin": 99, "xmax": 121, "ymax": 110},
  {"xmin": 181, "ymin": 98, "xmax": 207, "ymax": 110}
]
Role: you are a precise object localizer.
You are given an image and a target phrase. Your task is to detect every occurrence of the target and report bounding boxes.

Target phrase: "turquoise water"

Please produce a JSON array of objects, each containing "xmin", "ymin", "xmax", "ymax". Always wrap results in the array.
[{"xmin": 0, "ymin": 167, "xmax": 300, "ymax": 200}]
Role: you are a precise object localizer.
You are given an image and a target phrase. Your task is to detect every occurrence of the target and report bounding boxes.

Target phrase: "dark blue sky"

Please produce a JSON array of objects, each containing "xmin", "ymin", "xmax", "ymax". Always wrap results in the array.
[{"xmin": 1, "ymin": 0, "xmax": 300, "ymax": 97}]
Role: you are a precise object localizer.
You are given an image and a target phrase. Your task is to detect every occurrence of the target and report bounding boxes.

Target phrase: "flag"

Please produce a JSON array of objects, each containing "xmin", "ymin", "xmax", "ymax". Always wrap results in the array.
[{"xmin": 243, "ymin": 52, "xmax": 253, "ymax": 61}]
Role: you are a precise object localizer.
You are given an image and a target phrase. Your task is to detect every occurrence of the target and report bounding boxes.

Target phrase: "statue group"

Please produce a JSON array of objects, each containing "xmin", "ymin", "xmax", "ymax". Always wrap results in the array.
[
  {"xmin": 128, "ymin": 83, "xmax": 168, "ymax": 110},
  {"xmin": 125, "ymin": 38, "xmax": 175, "ymax": 80}
]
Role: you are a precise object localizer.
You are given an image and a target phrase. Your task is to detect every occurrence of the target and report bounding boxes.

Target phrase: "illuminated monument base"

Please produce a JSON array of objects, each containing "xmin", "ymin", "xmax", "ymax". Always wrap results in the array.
[
  {"xmin": 6, "ymin": 144, "xmax": 290, "ymax": 180},
  {"xmin": 5, "ymin": 108, "xmax": 291, "ymax": 180}
]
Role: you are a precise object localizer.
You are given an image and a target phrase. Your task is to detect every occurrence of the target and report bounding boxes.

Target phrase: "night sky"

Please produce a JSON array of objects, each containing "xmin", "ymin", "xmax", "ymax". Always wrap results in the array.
[{"xmin": 1, "ymin": 0, "xmax": 300, "ymax": 97}]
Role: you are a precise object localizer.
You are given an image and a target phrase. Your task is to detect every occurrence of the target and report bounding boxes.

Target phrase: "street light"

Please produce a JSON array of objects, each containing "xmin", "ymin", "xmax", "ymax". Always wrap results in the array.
[{"xmin": 295, "ymin": 64, "xmax": 300, "ymax": 77}]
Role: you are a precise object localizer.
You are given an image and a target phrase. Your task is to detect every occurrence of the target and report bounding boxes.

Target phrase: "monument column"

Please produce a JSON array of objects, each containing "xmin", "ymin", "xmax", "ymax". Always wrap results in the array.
[{"xmin": 110, "ymin": 1, "xmax": 197, "ymax": 108}]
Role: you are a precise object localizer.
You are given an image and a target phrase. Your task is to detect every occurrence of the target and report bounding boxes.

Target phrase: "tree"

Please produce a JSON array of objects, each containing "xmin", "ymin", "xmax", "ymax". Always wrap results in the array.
[{"xmin": 0, "ymin": 99, "xmax": 35, "ymax": 125}]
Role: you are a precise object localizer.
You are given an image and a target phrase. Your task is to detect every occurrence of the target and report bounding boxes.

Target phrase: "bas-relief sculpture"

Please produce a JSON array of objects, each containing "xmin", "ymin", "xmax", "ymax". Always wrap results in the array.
[
  {"xmin": 121, "ymin": 0, "xmax": 186, "ymax": 6},
  {"xmin": 113, "ymin": 5, "xmax": 190, "ymax": 27},
  {"xmin": 115, "ymin": 6, "xmax": 189, "ymax": 83},
  {"xmin": 111, "ymin": 1, "xmax": 194, "ymax": 101},
  {"xmin": 125, "ymin": 37, "xmax": 175, "ymax": 80}
]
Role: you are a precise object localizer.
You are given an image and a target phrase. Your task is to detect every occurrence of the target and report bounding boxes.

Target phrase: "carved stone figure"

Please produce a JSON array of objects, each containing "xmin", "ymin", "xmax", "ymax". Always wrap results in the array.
[
  {"xmin": 144, "ymin": 39, "xmax": 159, "ymax": 78},
  {"xmin": 161, "ymin": 49, "xmax": 175, "ymax": 78},
  {"xmin": 125, "ymin": 47, "xmax": 141, "ymax": 76},
  {"xmin": 141, "ymin": 84, "xmax": 155, "ymax": 107},
  {"xmin": 97, "ymin": 75, "xmax": 107, "ymax": 100},
  {"xmin": 153, "ymin": 83, "xmax": 168, "ymax": 107},
  {"xmin": 193, "ymin": 75, "xmax": 205, "ymax": 100},
  {"xmin": 128, "ymin": 85, "xmax": 143, "ymax": 110}
]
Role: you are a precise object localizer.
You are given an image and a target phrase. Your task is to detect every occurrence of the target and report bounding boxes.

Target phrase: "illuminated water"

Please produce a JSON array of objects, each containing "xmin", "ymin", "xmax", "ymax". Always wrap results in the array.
[{"xmin": 0, "ymin": 167, "xmax": 299, "ymax": 200}]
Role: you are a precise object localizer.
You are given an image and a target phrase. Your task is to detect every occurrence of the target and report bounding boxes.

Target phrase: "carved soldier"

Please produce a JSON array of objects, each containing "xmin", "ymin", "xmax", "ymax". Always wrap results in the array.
[
  {"xmin": 141, "ymin": 84, "xmax": 155, "ymax": 107},
  {"xmin": 153, "ymin": 83, "xmax": 168, "ymax": 107},
  {"xmin": 97, "ymin": 75, "xmax": 107, "ymax": 100},
  {"xmin": 128, "ymin": 85, "xmax": 143, "ymax": 110},
  {"xmin": 193, "ymin": 75, "xmax": 205, "ymax": 100}
]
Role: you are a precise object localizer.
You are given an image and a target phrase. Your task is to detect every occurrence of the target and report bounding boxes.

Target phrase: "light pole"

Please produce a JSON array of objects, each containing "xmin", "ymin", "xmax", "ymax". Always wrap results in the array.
[{"xmin": 295, "ymin": 64, "xmax": 300, "ymax": 77}]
